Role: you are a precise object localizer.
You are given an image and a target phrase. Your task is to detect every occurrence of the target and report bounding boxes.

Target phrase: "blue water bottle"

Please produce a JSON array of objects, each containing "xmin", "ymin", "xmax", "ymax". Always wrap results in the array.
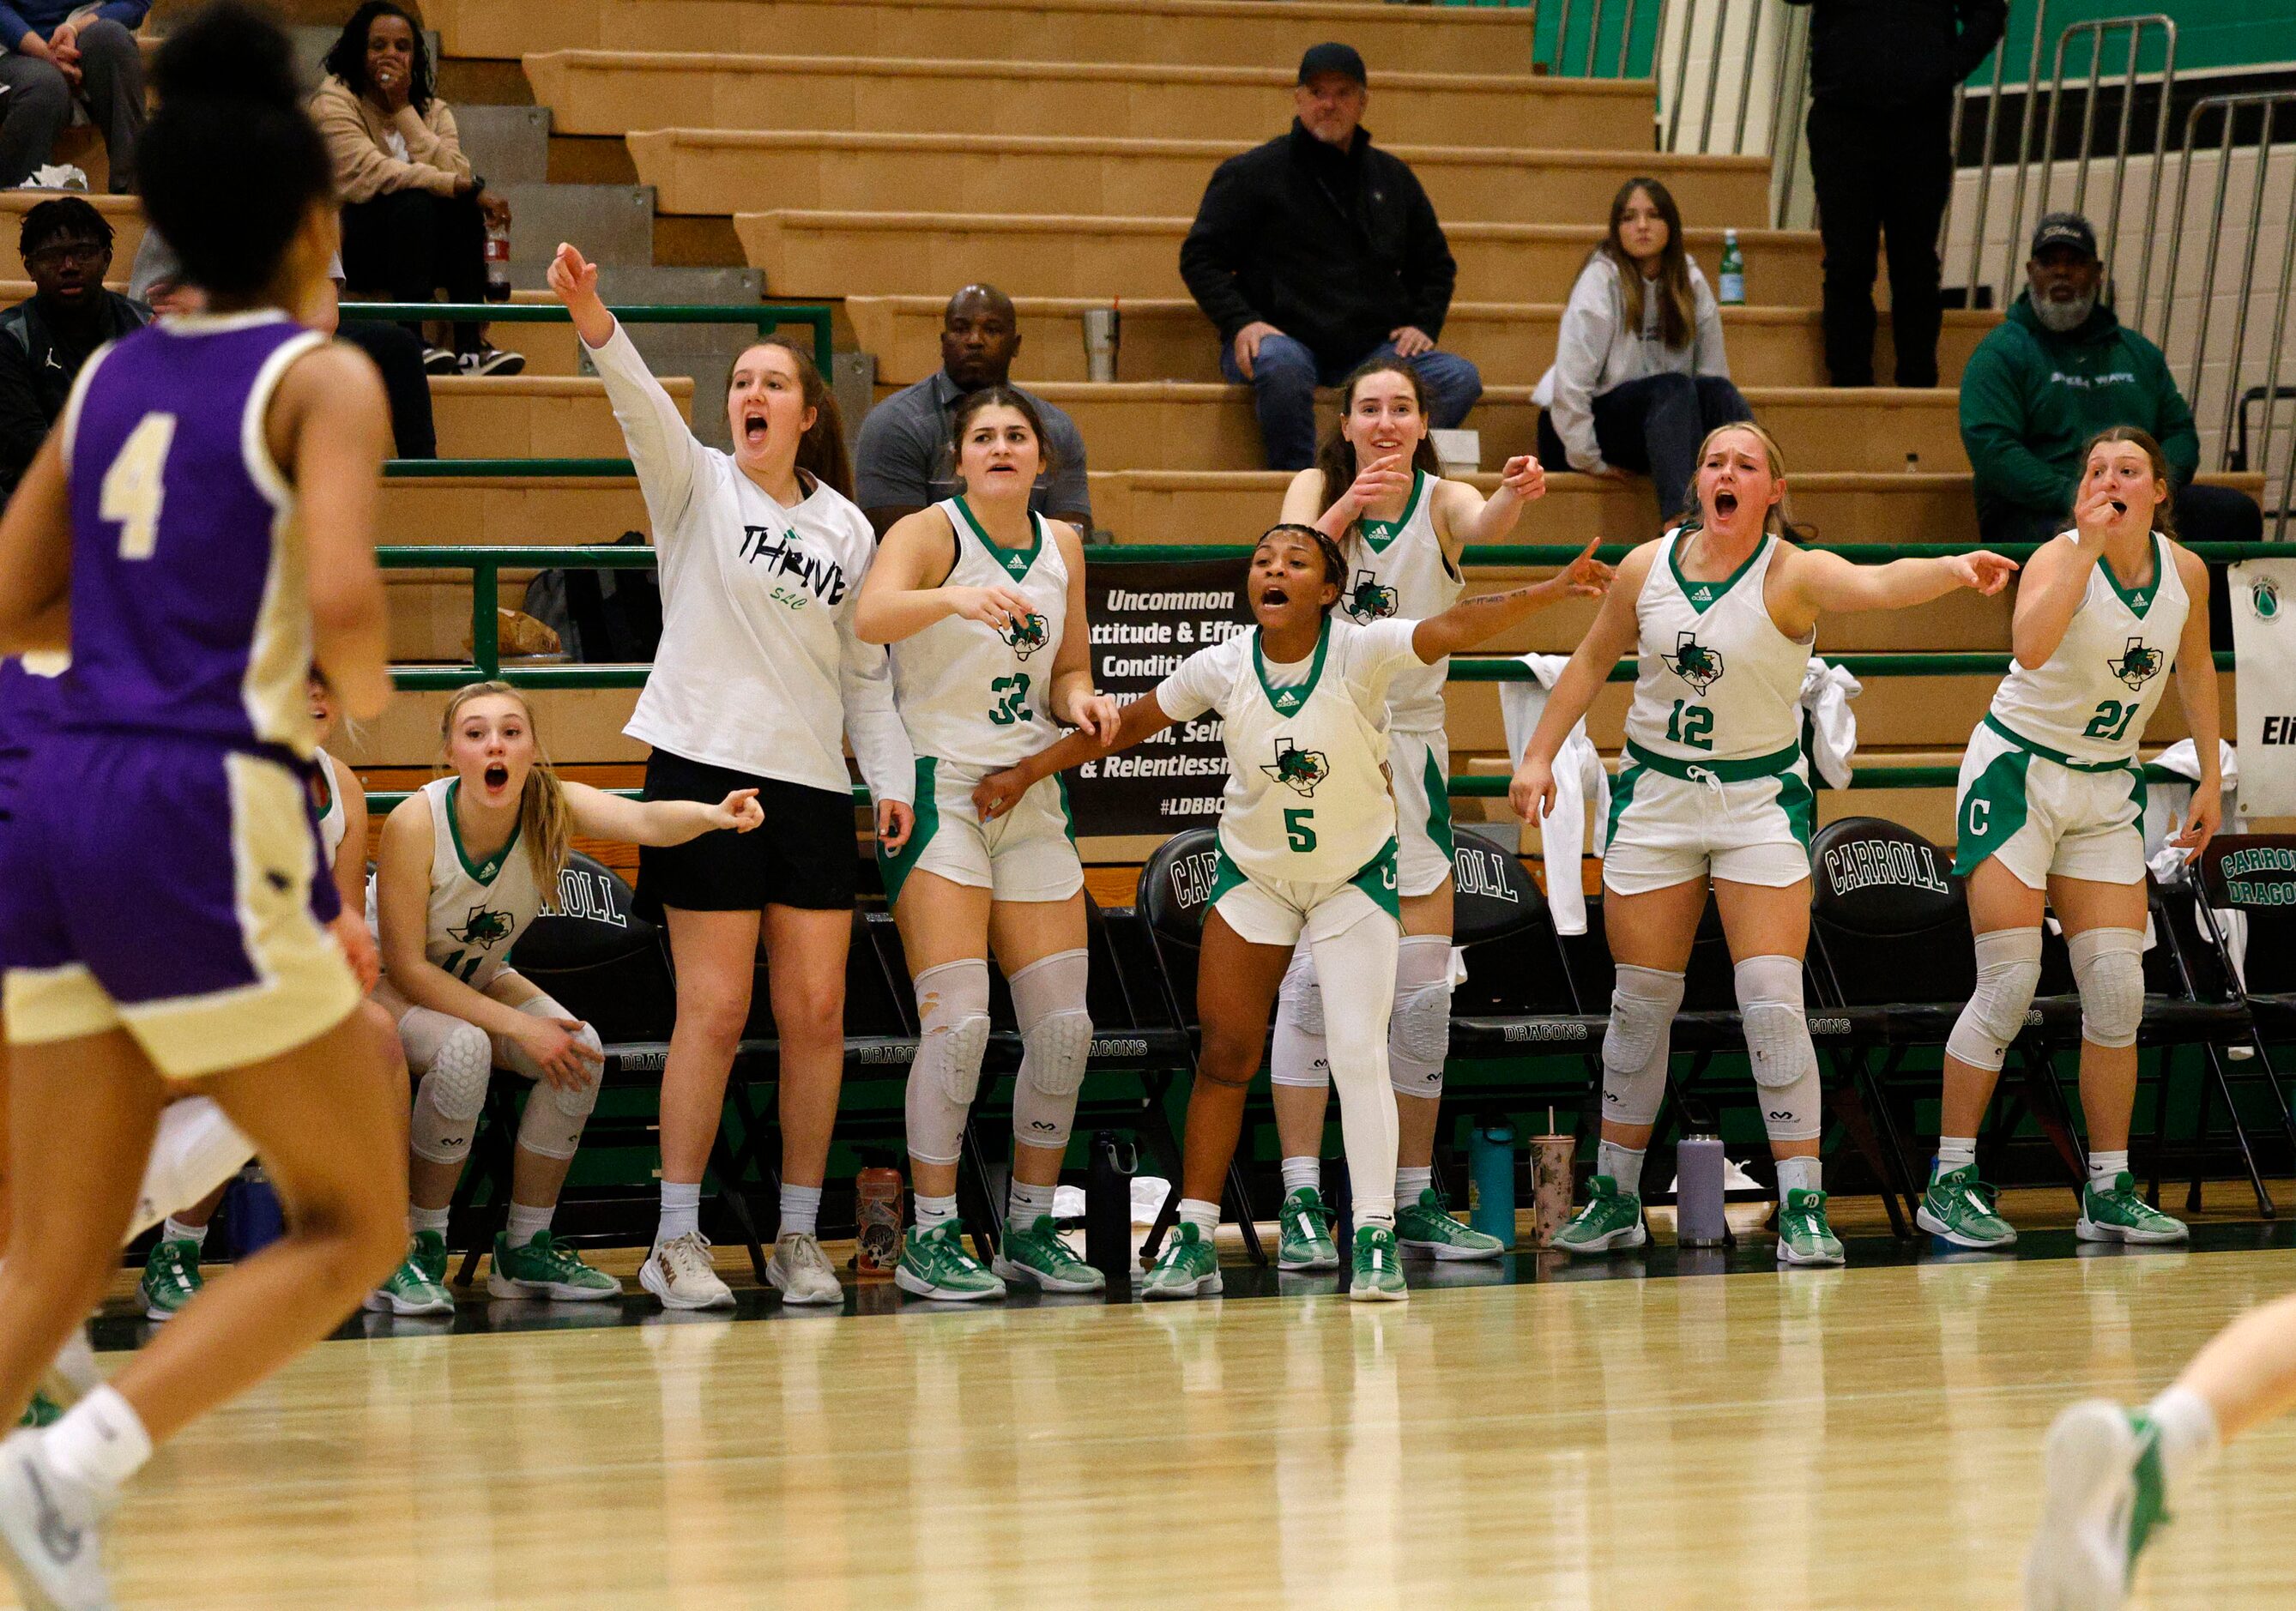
[{"xmin": 1468, "ymin": 1119, "xmax": 1516, "ymax": 1246}]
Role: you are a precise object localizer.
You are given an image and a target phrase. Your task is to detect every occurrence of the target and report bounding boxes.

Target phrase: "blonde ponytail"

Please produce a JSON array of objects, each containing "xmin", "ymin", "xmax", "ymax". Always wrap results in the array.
[{"xmin": 438, "ymin": 679, "xmax": 573, "ymax": 890}]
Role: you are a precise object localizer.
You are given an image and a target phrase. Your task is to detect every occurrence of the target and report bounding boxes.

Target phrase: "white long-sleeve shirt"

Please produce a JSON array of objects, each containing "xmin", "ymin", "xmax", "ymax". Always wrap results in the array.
[
  {"xmin": 1532, "ymin": 254, "xmax": 1731, "ymax": 474},
  {"xmin": 588, "ymin": 322, "xmax": 913, "ymax": 804}
]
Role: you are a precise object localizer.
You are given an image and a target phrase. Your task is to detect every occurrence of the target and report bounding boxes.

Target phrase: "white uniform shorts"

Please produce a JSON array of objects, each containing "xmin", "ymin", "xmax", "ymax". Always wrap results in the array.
[
  {"xmin": 1389, "ymin": 727, "xmax": 1456, "ymax": 900},
  {"xmin": 1207, "ymin": 837, "xmax": 1402, "ymax": 948},
  {"xmin": 878, "ymin": 756, "xmax": 1084, "ymax": 907},
  {"xmin": 1952, "ymin": 716, "xmax": 2147, "ymax": 890},
  {"xmin": 1601, "ymin": 740, "xmax": 1816, "ymax": 896}
]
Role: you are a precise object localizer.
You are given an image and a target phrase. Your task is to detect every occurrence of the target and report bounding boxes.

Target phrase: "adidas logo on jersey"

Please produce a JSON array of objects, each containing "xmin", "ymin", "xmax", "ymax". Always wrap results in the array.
[
  {"xmin": 1000, "ymin": 612, "xmax": 1050, "ymax": 660},
  {"xmin": 1662, "ymin": 630, "xmax": 1725, "ymax": 693},
  {"xmin": 1344, "ymin": 570, "xmax": 1399, "ymax": 621},
  {"xmin": 1261, "ymin": 737, "xmax": 1331, "ymax": 797},
  {"xmin": 2110, "ymin": 636, "xmax": 2162, "ymax": 691}
]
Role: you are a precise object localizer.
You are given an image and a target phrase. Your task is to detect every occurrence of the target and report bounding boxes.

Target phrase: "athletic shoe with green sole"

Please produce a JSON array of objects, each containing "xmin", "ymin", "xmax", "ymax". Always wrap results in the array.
[
  {"xmin": 138, "ymin": 1237, "xmax": 203, "ymax": 1321},
  {"xmin": 488, "ymin": 1229, "xmax": 623, "ymax": 1301},
  {"xmin": 1142, "ymin": 1221, "xmax": 1223, "ymax": 1300},
  {"xmin": 1553, "ymin": 1175, "xmax": 1647, "ymax": 1254},
  {"xmin": 1277, "ymin": 1186, "xmax": 1339, "ymax": 1271},
  {"xmin": 2076, "ymin": 1174, "xmax": 2189, "ymax": 1246},
  {"xmin": 992, "ymin": 1215, "xmax": 1106, "ymax": 1294},
  {"xmin": 1347, "ymin": 1225, "xmax": 1408, "ymax": 1302},
  {"xmin": 365, "ymin": 1231, "xmax": 456, "ymax": 1316},
  {"xmin": 2024, "ymin": 1401, "xmax": 2168, "ymax": 1609},
  {"xmin": 1918, "ymin": 1163, "xmax": 2018, "ymax": 1250},
  {"xmin": 1395, "ymin": 1187, "xmax": 1506, "ymax": 1260},
  {"xmin": 13, "ymin": 1393, "xmax": 57, "ymax": 1431},
  {"xmin": 1776, "ymin": 1188, "xmax": 1846, "ymax": 1266},
  {"xmin": 896, "ymin": 1221, "xmax": 1006, "ymax": 1301}
]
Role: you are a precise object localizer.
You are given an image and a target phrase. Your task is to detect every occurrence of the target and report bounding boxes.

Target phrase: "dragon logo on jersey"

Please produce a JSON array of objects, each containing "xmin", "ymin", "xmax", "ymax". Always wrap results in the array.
[
  {"xmin": 2110, "ymin": 636, "xmax": 2163, "ymax": 691},
  {"xmin": 1000, "ymin": 612, "xmax": 1051, "ymax": 660},
  {"xmin": 1344, "ymin": 569, "xmax": 1399, "ymax": 621},
  {"xmin": 1260, "ymin": 736, "xmax": 1331, "ymax": 797},
  {"xmin": 1663, "ymin": 630, "xmax": 1725, "ymax": 693},
  {"xmin": 450, "ymin": 906, "xmax": 516, "ymax": 950}
]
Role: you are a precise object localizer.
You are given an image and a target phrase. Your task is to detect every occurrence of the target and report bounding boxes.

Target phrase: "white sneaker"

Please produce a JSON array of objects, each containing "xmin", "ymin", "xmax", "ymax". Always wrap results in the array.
[
  {"xmin": 40, "ymin": 1331, "xmax": 100, "ymax": 1409},
  {"xmin": 639, "ymin": 1230, "xmax": 735, "ymax": 1311},
  {"xmin": 0, "ymin": 1429, "xmax": 112, "ymax": 1610},
  {"xmin": 765, "ymin": 1232, "xmax": 843, "ymax": 1306},
  {"xmin": 2024, "ymin": 1399, "xmax": 2161, "ymax": 1611}
]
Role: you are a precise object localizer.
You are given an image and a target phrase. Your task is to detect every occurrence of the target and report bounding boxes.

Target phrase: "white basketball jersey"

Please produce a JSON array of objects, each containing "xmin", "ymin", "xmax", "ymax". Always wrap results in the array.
[
  {"xmin": 1335, "ymin": 468, "xmax": 1460, "ymax": 733},
  {"xmin": 420, "ymin": 776, "xmax": 542, "ymax": 989},
  {"xmin": 1990, "ymin": 531, "xmax": 2189, "ymax": 763},
  {"xmin": 313, "ymin": 748, "xmax": 347, "ymax": 867},
  {"xmin": 1627, "ymin": 528, "xmax": 1810, "ymax": 763},
  {"xmin": 889, "ymin": 497, "xmax": 1070, "ymax": 769}
]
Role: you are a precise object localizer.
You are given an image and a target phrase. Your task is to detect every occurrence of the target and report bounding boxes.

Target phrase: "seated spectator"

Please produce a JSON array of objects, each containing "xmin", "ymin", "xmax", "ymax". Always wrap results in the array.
[
  {"xmin": 1961, "ymin": 212, "xmax": 2263, "ymax": 549},
  {"xmin": 129, "ymin": 226, "xmax": 438, "ymax": 460},
  {"xmin": 854, "ymin": 282, "xmax": 1092, "ymax": 538},
  {"xmin": 0, "ymin": 0, "xmax": 145, "ymax": 194},
  {"xmin": 0, "ymin": 196, "xmax": 146, "ymax": 495},
  {"xmin": 1534, "ymin": 178, "xmax": 1750, "ymax": 523},
  {"xmin": 1181, "ymin": 42, "xmax": 1479, "ymax": 471},
  {"xmin": 311, "ymin": 1, "xmax": 522, "ymax": 377}
]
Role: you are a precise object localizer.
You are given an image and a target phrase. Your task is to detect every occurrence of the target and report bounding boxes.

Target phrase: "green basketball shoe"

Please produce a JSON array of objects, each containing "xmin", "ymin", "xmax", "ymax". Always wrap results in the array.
[
  {"xmin": 1776, "ymin": 1188, "xmax": 1846, "ymax": 1267},
  {"xmin": 364, "ymin": 1230, "xmax": 456, "ymax": 1317},
  {"xmin": 1395, "ymin": 1188, "xmax": 1506, "ymax": 1260},
  {"xmin": 1141, "ymin": 1221, "xmax": 1223, "ymax": 1300},
  {"xmin": 2025, "ymin": 1400, "xmax": 2169, "ymax": 1609},
  {"xmin": 137, "ymin": 1237, "xmax": 203, "ymax": 1321},
  {"xmin": 488, "ymin": 1229, "xmax": 622, "ymax": 1301},
  {"xmin": 1347, "ymin": 1225, "xmax": 1408, "ymax": 1302},
  {"xmin": 1277, "ymin": 1187, "xmax": 1339, "ymax": 1271},
  {"xmin": 1553, "ymin": 1176, "xmax": 1647, "ymax": 1254},
  {"xmin": 2076, "ymin": 1174, "xmax": 2189, "ymax": 1246},
  {"xmin": 896, "ymin": 1221, "xmax": 1006, "ymax": 1301},
  {"xmin": 1917, "ymin": 1163, "xmax": 2018, "ymax": 1250},
  {"xmin": 992, "ymin": 1215, "xmax": 1106, "ymax": 1294},
  {"xmin": 14, "ymin": 1393, "xmax": 57, "ymax": 1430}
]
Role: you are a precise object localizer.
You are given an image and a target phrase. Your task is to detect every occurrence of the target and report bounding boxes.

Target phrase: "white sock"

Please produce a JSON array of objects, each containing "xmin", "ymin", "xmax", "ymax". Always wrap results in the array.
[
  {"xmin": 1178, "ymin": 1197, "xmax": 1220, "ymax": 1234},
  {"xmin": 1395, "ymin": 1165, "xmax": 1434, "ymax": 1205},
  {"xmin": 779, "ymin": 1183, "xmax": 822, "ymax": 1240},
  {"xmin": 43, "ymin": 1385, "xmax": 151, "ymax": 1497},
  {"xmin": 1008, "ymin": 1179, "xmax": 1057, "ymax": 1230},
  {"xmin": 2089, "ymin": 1149, "xmax": 2130, "ymax": 1191},
  {"xmin": 409, "ymin": 1204, "xmax": 451, "ymax": 1237},
  {"xmin": 2146, "ymin": 1384, "xmax": 2221, "ymax": 1480},
  {"xmin": 1595, "ymin": 1141, "xmax": 1646, "ymax": 1197},
  {"xmin": 656, "ymin": 1180, "xmax": 702, "ymax": 1246},
  {"xmin": 1279, "ymin": 1155, "xmax": 1320, "ymax": 1197},
  {"xmin": 160, "ymin": 1216, "xmax": 208, "ymax": 1250},
  {"xmin": 1934, "ymin": 1137, "xmax": 1978, "ymax": 1180},
  {"xmin": 1776, "ymin": 1155, "xmax": 1823, "ymax": 1199},
  {"xmin": 505, "ymin": 1202, "xmax": 553, "ymax": 1246},
  {"xmin": 914, "ymin": 1192, "xmax": 958, "ymax": 1231}
]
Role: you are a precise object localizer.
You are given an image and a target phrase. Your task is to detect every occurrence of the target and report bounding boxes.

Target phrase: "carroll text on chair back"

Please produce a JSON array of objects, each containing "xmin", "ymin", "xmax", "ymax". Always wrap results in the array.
[
  {"xmin": 1138, "ymin": 828, "xmax": 1222, "ymax": 950},
  {"xmin": 1448, "ymin": 828, "xmax": 1544, "ymax": 949},
  {"xmin": 2198, "ymin": 835, "xmax": 2296, "ymax": 994},
  {"xmin": 1809, "ymin": 818, "xmax": 1972, "ymax": 1006},
  {"xmin": 508, "ymin": 852, "xmax": 673, "ymax": 1047}
]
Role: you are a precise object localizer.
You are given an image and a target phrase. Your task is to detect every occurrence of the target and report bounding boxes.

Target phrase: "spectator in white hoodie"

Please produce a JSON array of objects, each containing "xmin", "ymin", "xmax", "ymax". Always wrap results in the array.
[{"xmin": 1534, "ymin": 178, "xmax": 1750, "ymax": 523}]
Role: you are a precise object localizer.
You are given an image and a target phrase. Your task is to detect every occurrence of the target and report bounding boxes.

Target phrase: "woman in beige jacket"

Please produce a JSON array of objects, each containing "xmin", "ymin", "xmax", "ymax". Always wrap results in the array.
[{"xmin": 311, "ymin": 1, "xmax": 521, "ymax": 375}]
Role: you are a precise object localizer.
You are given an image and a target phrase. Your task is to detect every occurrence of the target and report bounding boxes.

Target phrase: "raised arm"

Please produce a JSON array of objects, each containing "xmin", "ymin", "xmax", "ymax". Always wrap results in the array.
[
  {"xmin": 548, "ymin": 241, "xmax": 708, "ymax": 533},
  {"xmin": 1409, "ymin": 535, "xmax": 1607, "ymax": 663},
  {"xmin": 2167, "ymin": 548, "xmax": 2222, "ymax": 861},
  {"xmin": 1508, "ymin": 542, "xmax": 1652, "ymax": 821},
  {"xmin": 1773, "ymin": 541, "xmax": 2017, "ymax": 640},
  {"xmin": 971, "ymin": 692, "xmax": 1177, "ymax": 823},
  {"xmin": 1047, "ymin": 522, "xmax": 1121, "ymax": 743},
  {"xmin": 852, "ymin": 506, "xmax": 1033, "ymax": 645},
  {"xmin": 562, "ymin": 778, "xmax": 762, "ymax": 847},
  {"xmin": 1434, "ymin": 456, "xmax": 1548, "ymax": 550}
]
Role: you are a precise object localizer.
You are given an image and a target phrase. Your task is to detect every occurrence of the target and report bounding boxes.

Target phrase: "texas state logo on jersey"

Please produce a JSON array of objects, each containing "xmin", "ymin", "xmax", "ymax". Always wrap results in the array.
[
  {"xmin": 1000, "ymin": 612, "xmax": 1051, "ymax": 660},
  {"xmin": 1663, "ymin": 630, "xmax": 1726, "ymax": 694},
  {"xmin": 449, "ymin": 904, "xmax": 517, "ymax": 952},
  {"xmin": 2110, "ymin": 637, "xmax": 2163, "ymax": 691},
  {"xmin": 1262, "ymin": 737, "xmax": 1332, "ymax": 796},
  {"xmin": 1343, "ymin": 569, "xmax": 1400, "ymax": 622}
]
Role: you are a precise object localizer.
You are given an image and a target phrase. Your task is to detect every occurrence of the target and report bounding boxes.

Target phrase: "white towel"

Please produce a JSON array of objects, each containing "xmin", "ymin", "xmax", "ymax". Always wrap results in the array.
[
  {"xmin": 1498, "ymin": 655, "xmax": 1611, "ymax": 935},
  {"xmin": 1798, "ymin": 658, "xmax": 1863, "ymax": 788},
  {"xmin": 2143, "ymin": 739, "xmax": 2246, "ymax": 977}
]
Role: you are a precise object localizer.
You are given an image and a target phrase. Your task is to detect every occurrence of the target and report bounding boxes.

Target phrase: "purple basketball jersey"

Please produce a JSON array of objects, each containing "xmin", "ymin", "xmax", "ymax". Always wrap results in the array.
[{"xmin": 61, "ymin": 314, "xmax": 327, "ymax": 755}]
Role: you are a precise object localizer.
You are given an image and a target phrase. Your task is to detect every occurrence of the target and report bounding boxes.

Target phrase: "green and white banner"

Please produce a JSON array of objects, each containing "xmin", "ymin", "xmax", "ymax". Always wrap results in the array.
[{"xmin": 2229, "ymin": 559, "xmax": 2296, "ymax": 818}]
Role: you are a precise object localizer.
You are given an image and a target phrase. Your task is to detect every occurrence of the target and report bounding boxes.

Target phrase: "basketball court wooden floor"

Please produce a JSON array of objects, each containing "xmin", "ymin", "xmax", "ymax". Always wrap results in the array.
[{"xmin": 64, "ymin": 1189, "xmax": 2296, "ymax": 1608}]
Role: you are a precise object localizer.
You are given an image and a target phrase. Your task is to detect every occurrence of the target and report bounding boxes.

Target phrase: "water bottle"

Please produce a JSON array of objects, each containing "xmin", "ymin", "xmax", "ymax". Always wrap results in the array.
[
  {"xmin": 1718, "ymin": 228, "xmax": 1745, "ymax": 306},
  {"xmin": 1085, "ymin": 1131, "xmax": 1137, "ymax": 1287},
  {"xmin": 222, "ymin": 1164, "xmax": 285, "ymax": 1260},
  {"xmin": 1675, "ymin": 1133, "xmax": 1728, "ymax": 1247},
  {"xmin": 853, "ymin": 1160, "xmax": 902, "ymax": 1279},
  {"xmin": 1467, "ymin": 1119, "xmax": 1516, "ymax": 1246},
  {"xmin": 484, "ymin": 215, "xmax": 511, "ymax": 303}
]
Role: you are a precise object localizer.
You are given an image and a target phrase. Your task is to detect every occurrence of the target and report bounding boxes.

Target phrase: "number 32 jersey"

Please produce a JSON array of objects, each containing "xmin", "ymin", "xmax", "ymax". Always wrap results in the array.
[
  {"xmin": 1988, "ymin": 530, "xmax": 2188, "ymax": 763},
  {"xmin": 59, "ymin": 313, "xmax": 329, "ymax": 757}
]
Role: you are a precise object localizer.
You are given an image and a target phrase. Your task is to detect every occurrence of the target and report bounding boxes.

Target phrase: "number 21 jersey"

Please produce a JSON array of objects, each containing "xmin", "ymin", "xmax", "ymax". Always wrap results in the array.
[{"xmin": 1988, "ymin": 531, "xmax": 2188, "ymax": 763}]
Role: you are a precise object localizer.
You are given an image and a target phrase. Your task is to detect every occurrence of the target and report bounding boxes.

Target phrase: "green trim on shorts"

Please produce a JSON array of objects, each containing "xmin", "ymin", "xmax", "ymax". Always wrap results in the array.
[
  {"xmin": 1056, "ymin": 771, "xmax": 1077, "ymax": 846},
  {"xmin": 876, "ymin": 756, "xmax": 940, "ymax": 907},
  {"xmin": 1207, "ymin": 837, "xmax": 1248, "ymax": 912},
  {"xmin": 1350, "ymin": 836, "xmax": 1404, "ymax": 920},
  {"xmin": 1952, "ymin": 744, "xmax": 2033, "ymax": 878},
  {"xmin": 1623, "ymin": 737, "xmax": 1803, "ymax": 782},
  {"xmin": 1980, "ymin": 713, "xmax": 2141, "ymax": 775},
  {"xmin": 1605, "ymin": 753, "xmax": 1642, "ymax": 845},
  {"xmin": 1774, "ymin": 767, "xmax": 1816, "ymax": 850},
  {"xmin": 1418, "ymin": 745, "xmax": 1454, "ymax": 863}
]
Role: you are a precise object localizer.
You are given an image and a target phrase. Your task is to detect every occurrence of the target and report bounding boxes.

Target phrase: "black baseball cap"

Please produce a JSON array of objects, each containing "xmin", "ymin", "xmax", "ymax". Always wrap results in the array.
[
  {"xmin": 1297, "ymin": 43, "xmax": 1368, "ymax": 87},
  {"xmin": 2030, "ymin": 212, "xmax": 2099, "ymax": 262}
]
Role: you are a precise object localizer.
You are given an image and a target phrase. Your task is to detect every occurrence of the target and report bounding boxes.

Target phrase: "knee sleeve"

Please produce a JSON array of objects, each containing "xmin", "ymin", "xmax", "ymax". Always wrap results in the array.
[
  {"xmin": 1010, "ymin": 950, "xmax": 1093, "ymax": 1150},
  {"xmin": 1387, "ymin": 934, "xmax": 1454, "ymax": 1098},
  {"xmin": 904, "ymin": 958, "xmax": 991, "ymax": 1167},
  {"xmin": 1736, "ymin": 955, "xmax": 1822, "ymax": 1143},
  {"xmin": 408, "ymin": 1017, "xmax": 492, "ymax": 1166},
  {"xmin": 1944, "ymin": 927, "xmax": 2043, "ymax": 1072},
  {"xmin": 1601, "ymin": 964, "xmax": 1684, "ymax": 1126},
  {"xmin": 127, "ymin": 1099, "xmax": 256, "ymax": 1243},
  {"xmin": 1270, "ymin": 948, "xmax": 1330, "ymax": 1089},
  {"xmin": 2069, "ymin": 927, "xmax": 2147, "ymax": 1049},
  {"xmin": 506, "ymin": 996, "xmax": 601, "ymax": 1161}
]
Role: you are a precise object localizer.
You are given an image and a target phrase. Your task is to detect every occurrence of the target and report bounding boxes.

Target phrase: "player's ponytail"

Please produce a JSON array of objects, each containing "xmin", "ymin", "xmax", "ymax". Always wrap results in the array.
[{"xmin": 439, "ymin": 682, "xmax": 573, "ymax": 892}]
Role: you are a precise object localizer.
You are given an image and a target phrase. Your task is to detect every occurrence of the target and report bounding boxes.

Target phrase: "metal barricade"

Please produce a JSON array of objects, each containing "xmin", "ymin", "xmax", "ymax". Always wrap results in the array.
[
  {"xmin": 1542, "ymin": 0, "xmax": 1641, "ymax": 79},
  {"xmin": 2033, "ymin": 17, "xmax": 2177, "ymax": 321}
]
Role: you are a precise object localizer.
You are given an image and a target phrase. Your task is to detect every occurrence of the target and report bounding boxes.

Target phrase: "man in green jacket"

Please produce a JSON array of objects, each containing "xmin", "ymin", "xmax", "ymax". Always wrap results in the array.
[{"xmin": 1959, "ymin": 212, "xmax": 2261, "ymax": 548}]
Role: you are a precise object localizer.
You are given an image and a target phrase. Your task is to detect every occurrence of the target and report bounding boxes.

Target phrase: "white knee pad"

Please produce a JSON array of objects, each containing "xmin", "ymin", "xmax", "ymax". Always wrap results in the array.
[
  {"xmin": 1737, "ymin": 954, "xmax": 1822, "ymax": 1144},
  {"xmin": 904, "ymin": 958, "xmax": 991, "ymax": 1168},
  {"xmin": 1387, "ymin": 934, "xmax": 1453, "ymax": 1098},
  {"xmin": 1601, "ymin": 964, "xmax": 1684, "ymax": 1126},
  {"xmin": 408, "ymin": 1017, "xmax": 493, "ymax": 1167},
  {"xmin": 127, "ymin": 1098, "xmax": 256, "ymax": 1242},
  {"xmin": 505, "ymin": 996, "xmax": 602, "ymax": 1161},
  {"xmin": 2069, "ymin": 927, "xmax": 2147, "ymax": 1049},
  {"xmin": 1270, "ymin": 946, "xmax": 1328, "ymax": 1089},
  {"xmin": 1943, "ymin": 927, "xmax": 2043, "ymax": 1072},
  {"xmin": 1010, "ymin": 948, "xmax": 1092, "ymax": 1150}
]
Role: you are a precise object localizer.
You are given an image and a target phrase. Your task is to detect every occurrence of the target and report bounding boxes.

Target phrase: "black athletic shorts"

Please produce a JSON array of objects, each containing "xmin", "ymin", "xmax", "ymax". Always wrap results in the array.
[{"xmin": 636, "ymin": 749, "xmax": 858, "ymax": 914}]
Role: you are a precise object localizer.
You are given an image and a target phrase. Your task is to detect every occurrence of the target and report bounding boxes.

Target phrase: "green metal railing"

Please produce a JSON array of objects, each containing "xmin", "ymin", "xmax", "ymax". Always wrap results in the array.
[{"xmin": 342, "ymin": 300, "xmax": 836, "ymax": 382}]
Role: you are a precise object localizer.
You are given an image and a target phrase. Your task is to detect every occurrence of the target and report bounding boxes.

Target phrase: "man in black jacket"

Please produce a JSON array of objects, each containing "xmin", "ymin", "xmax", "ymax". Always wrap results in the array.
[
  {"xmin": 1181, "ymin": 42, "xmax": 1479, "ymax": 470},
  {"xmin": 0, "ymin": 196, "xmax": 147, "ymax": 496},
  {"xmin": 1785, "ymin": 0, "xmax": 2006, "ymax": 389}
]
